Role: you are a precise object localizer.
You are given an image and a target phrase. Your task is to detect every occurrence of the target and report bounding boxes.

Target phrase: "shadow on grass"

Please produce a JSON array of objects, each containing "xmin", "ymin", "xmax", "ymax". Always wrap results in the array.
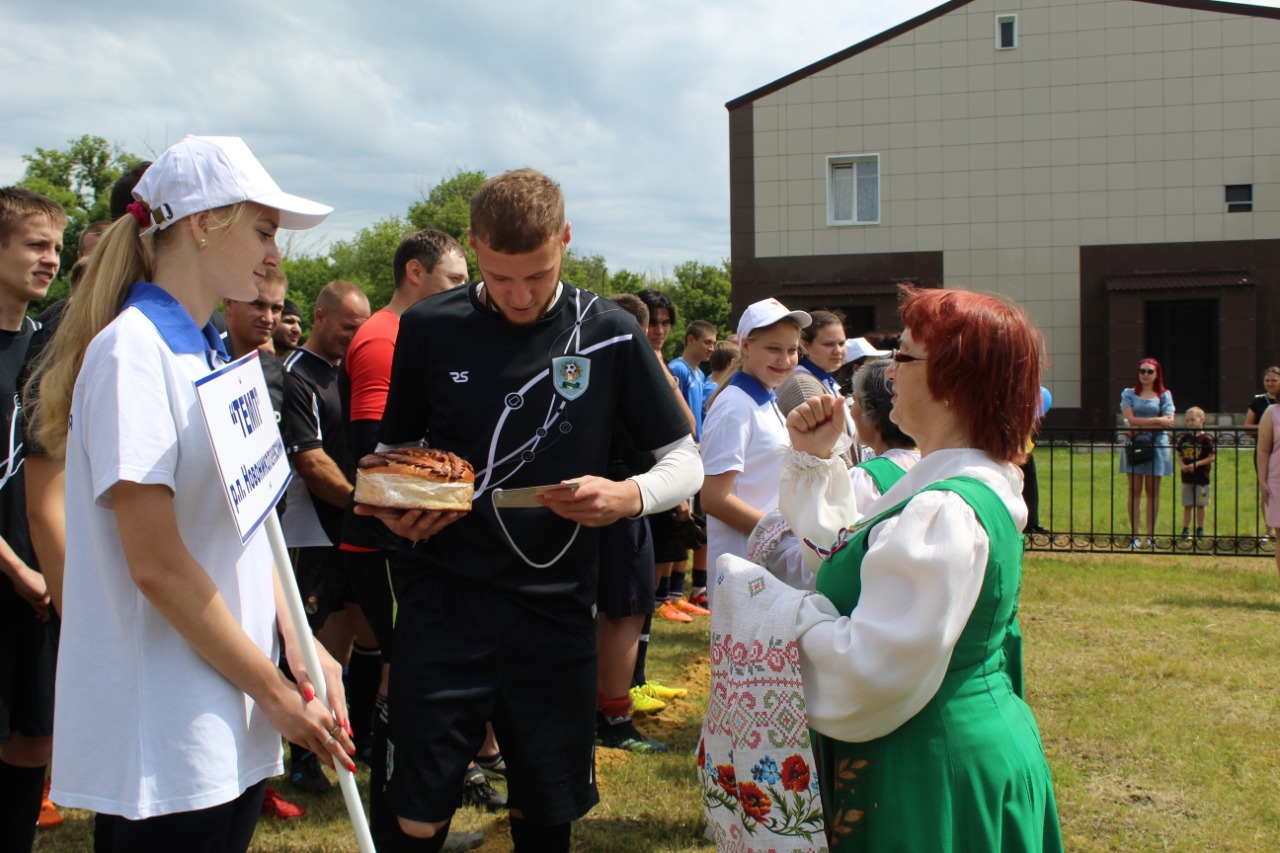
[
  {"xmin": 1156, "ymin": 595, "xmax": 1280, "ymax": 612},
  {"xmin": 575, "ymin": 812, "xmax": 712, "ymax": 851}
]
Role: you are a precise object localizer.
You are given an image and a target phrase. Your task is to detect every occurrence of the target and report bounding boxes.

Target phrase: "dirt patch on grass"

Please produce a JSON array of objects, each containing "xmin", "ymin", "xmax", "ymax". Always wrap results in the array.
[{"xmin": 1088, "ymin": 775, "xmax": 1199, "ymax": 820}]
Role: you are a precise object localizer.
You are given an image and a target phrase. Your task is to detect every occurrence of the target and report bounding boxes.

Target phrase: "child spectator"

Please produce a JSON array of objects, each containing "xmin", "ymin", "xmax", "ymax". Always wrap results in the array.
[{"xmin": 1176, "ymin": 407, "xmax": 1216, "ymax": 540}]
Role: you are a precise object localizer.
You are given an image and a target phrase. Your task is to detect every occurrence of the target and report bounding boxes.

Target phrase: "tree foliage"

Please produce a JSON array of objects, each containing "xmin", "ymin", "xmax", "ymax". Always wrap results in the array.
[
  {"xmin": 19, "ymin": 135, "xmax": 142, "ymax": 269},
  {"xmin": 408, "ymin": 169, "xmax": 487, "ymax": 279},
  {"xmin": 327, "ymin": 215, "xmax": 411, "ymax": 310}
]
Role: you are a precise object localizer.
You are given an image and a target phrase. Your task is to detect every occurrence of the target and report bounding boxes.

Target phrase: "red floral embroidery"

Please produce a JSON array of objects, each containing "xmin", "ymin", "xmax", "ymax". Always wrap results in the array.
[
  {"xmin": 781, "ymin": 754, "xmax": 811, "ymax": 793},
  {"xmin": 715, "ymin": 764, "xmax": 738, "ymax": 797},
  {"xmin": 736, "ymin": 781, "xmax": 772, "ymax": 821}
]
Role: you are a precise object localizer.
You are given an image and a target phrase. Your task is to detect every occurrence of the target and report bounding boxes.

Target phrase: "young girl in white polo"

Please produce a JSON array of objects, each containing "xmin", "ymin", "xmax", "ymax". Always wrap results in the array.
[
  {"xmin": 700, "ymin": 299, "xmax": 810, "ymax": 598},
  {"xmin": 30, "ymin": 136, "xmax": 354, "ymax": 851}
]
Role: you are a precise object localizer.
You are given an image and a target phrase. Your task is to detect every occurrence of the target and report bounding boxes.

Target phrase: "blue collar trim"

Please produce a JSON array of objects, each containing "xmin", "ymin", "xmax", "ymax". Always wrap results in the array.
[
  {"xmin": 800, "ymin": 357, "xmax": 839, "ymax": 392},
  {"xmin": 729, "ymin": 370, "xmax": 776, "ymax": 406},
  {"xmin": 121, "ymin": 282, "xmax": 228, "ymax": 358}
]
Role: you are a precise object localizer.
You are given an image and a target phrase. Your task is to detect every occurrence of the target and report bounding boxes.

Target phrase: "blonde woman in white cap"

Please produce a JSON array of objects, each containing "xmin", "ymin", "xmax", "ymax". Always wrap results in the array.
[
  {"xmin": 700, "ymin": 299, "xmax": 810, "ymax": 598},
  {"xmin": 29, "ymin": 136, "xmax": 354, "ymax": 850}
]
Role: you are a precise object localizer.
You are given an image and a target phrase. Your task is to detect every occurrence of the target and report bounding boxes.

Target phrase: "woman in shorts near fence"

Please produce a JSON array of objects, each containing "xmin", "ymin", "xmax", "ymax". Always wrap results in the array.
[
  {"xmin": 1120, "ymin": 358, "xmax": 1175, "ymax": 549},
  {"xmin": 29, "ymin": 136, "xmax": 353, "ymax": 851}
]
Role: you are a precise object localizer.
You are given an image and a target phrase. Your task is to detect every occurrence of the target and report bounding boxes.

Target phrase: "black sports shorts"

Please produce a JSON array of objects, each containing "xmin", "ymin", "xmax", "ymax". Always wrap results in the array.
[{"xmin": 387, "ymin": 570, "xmax": 599, "ymax": 825}]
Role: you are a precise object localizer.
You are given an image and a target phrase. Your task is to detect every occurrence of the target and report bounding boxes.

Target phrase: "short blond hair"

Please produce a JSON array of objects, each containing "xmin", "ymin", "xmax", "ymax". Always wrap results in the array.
[{"xmin": 1185, "ymin": 406, "xmax": 1206, "ymax": 419}]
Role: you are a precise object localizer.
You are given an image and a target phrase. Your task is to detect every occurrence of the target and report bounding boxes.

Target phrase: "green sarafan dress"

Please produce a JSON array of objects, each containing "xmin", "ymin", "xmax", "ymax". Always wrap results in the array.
[{"xmin": 811, "ymin": 476, "xmax": 1063, "ymax": 852}]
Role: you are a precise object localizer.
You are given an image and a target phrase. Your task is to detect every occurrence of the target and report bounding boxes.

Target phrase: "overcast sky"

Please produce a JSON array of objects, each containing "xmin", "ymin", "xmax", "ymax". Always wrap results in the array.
[{"xmin": 3, "ymin": 0, "xmax": 1276, "ymax": 275}]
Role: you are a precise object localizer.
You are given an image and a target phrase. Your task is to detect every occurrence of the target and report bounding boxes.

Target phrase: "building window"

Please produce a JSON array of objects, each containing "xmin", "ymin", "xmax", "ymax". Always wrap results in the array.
[
  {"xmin": 827, "ymin": 155, "xmax": 880, "ymax": 226},
  {"xmin": 1226, "ymin": 185, "xmax": 1253, "ymax": 213},
  {"xmin": 996, "ymin": 15, "xmax": 1017, "ymax": 49}
]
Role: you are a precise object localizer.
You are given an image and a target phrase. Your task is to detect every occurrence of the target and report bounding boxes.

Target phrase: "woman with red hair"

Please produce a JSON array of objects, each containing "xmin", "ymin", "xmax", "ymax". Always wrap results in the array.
[
  {"xmin": 774, "ymin": 285, "xmax": 1061, "ymax": 851},
  {"xmin": 1120, "ymin": 358, "xmax": 1175, "ymax": 549}
]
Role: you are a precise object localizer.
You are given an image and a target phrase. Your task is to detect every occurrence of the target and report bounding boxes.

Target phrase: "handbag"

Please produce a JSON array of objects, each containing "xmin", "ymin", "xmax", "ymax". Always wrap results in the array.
[{"xmin": 1126, "ymin": 432, "xmax": 1155, "ymax": 466}]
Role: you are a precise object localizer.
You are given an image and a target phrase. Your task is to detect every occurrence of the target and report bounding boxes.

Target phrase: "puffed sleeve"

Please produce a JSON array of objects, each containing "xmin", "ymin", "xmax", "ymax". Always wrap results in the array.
[
  {"xmin": 777, "ymin": 434, "xmax": 856, "ymax": 576},
  {"xmin": 1160, "ymin": 391, "xmax": 1174, "ymax": 416},
  {"xmin": 792, "ymin": 490, "xmax": 988, "ymax": 743},
  {"xmin": 848, "ymin": 465, "xmax": 881, "ymax": 510},
  {"xmin": 1119, "ymin": 387, "xmax": 1134, "ymax": 414}
]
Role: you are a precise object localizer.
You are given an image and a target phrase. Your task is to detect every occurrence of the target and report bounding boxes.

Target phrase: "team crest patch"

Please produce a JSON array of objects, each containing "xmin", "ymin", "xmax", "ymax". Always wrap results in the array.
[{"xmin": 552, "ymin": 356, "xmax": 590, "ymax": 401}]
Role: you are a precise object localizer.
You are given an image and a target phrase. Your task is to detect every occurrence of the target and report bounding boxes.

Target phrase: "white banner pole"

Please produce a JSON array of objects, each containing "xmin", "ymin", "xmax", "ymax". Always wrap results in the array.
[{"xmin": 264, "ymin": 511, "xmax": 376, "ymax": 853}]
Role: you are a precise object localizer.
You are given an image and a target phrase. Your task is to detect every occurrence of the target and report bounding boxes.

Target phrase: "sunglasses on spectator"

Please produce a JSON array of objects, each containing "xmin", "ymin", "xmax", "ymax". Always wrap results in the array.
[{"xmin": 1138, "ymin": 368, "xmax": 1156, "ymax": 374}]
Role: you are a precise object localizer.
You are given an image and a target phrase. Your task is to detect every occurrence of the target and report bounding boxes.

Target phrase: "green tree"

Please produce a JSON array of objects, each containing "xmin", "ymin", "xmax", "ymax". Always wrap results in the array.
[
  {"xmin": 560, "ymin": 251, "xmax": 611, "ymax": 295},
  {"xmin": 279, "ymin": 255, "xmax": 334, "ymax": 337},
  {"xmin": 606, "ymin": 269, "xmax": 657, "ymax": 297},
  {"xmin": 327, "ymin": 215, "xmax": 410, "ymax": 309},
  {"xmin": 408, "ymin": 169, "xmax": 487, "ymax": 278},
  {"xmin": 19, "ymin": 135, "xmax": 142, "ymax": 268},
  {"xmin": 670, "ymin": 259, "xmax": 733, "ymax": 338}
]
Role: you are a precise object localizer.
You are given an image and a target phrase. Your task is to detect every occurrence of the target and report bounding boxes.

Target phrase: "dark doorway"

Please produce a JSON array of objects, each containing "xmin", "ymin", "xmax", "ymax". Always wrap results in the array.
[
  {"xmin": 1145, "ymin": 299, "xmax": 1218, "ymax": 411},
  {"xmin": 836, "ymin": 305, "xmax": 877, "ymax": 336}
]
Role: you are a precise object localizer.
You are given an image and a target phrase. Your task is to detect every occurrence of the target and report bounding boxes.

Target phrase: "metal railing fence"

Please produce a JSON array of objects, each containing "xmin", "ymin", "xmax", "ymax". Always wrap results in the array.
[{"xmin": 1024, "ymin": 426, "xmax": 1274, "ymax": 556}]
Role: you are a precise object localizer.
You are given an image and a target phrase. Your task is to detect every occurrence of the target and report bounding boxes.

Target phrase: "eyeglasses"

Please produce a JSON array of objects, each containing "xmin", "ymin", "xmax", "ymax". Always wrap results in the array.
[
  {"xmin": 890, "ymin": 349, "xmax": 926, "ymax": 364},
  {"xmin": 1138, "ymin": 368, "xmax": 1156, "ymax": 375}
]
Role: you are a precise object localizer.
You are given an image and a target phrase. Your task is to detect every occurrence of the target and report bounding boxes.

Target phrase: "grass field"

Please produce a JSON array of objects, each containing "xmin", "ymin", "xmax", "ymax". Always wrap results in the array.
[{"xmin": 32, "ymin": 553, "xmax": 1280, "ymax": 852}]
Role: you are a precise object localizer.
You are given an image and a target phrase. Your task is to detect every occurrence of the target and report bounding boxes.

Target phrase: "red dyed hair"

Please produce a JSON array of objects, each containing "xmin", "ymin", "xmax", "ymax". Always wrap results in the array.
[
  {"xmin": 1133, "ymin": 358, "xmax": 1167, "ymax": 395},
  {"xmin": 898, "ymin": 285, "xmax": 1044, "ymax": 463}
]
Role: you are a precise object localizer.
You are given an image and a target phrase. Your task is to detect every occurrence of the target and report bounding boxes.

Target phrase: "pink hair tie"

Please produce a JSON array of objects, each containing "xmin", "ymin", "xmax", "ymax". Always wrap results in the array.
[{"xmin": 126, "ymin": 201, "xmax": 150, "ymax": 227}]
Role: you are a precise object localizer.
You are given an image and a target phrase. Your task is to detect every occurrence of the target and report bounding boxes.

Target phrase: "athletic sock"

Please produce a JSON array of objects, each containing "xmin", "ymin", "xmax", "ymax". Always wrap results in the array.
[
  {"xmin": 654, "ymin": 576, "xmax": 671, "ymax": 606},
  {"xmin": 346, "ymin": 643, "xmax": 382, "ymax": 743},
  {"xmin": 0, "ymin": 760, "xmax": 44, "ymax": 853},
  {"xmin": 632, "ymin": 614, "xmax": 653, "ymax": 687},
  {"xmin": 509, "ymin": 816, "xmax": 571, "ymax": 853},
  {"xmin": 691, "ymin": 569, "xmax": 707, "ymax": 589},
  {"xmin": 599, "ymin": 693, "xmax": 631, "ymax": 720},
  {"xmin": 668, "ymin": 570, "xmax": 686, "ymax": 601}
]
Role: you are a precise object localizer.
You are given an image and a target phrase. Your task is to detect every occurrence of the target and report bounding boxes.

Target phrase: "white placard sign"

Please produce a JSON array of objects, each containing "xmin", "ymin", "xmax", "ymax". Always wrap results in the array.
[{"xmin": 193, "ymin": 350, "xmax": 292, "ymax": 544}]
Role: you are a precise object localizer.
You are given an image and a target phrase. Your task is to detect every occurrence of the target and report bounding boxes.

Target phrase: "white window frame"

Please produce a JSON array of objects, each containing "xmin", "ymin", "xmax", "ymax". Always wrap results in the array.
[
  {"xmin": 826, "ymin": 154, "xmax": 880, "ymax": 226},
  {"xmin": 996, "ymin": 14, "xmax": 1017, "ymax": 49}
]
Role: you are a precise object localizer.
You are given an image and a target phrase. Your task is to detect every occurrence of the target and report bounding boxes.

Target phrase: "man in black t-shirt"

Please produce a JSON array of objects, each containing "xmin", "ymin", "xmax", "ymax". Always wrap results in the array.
[
  {"xmin": 0, "ymin": 187, "xmax": 64, "ymax": 853},
  {"xmin": 358, "ymin": 169, "xmax": 701, "ymax": 852},
  {"xmin": 279, "ymin": 279, "xmax": 369, "ymax": 792}
]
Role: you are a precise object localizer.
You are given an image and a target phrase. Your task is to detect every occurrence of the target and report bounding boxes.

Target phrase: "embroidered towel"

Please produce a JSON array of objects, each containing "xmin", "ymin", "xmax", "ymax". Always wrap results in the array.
[{"xmin": 699, "ymin": 554, "xmax": 829, "ymax": 852}]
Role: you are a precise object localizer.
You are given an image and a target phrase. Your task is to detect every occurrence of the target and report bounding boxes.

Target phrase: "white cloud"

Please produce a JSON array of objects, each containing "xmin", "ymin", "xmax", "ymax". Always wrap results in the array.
[{"xmin": 3, "ymin": 0, "xmax": 1278, "ymax": 273}]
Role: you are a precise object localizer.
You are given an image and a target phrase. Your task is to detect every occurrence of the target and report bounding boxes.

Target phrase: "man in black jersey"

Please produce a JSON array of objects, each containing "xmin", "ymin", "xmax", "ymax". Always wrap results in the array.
[
  {"xmin": 0, "ymin": 187, "xmax": 64, "ymax": 853},
  {"xmin": 358, "ymin": 169, "xmax": 703, "ymax": 853},
  {"xmin": 280, "ymin": 278, "xmax": 370, "ymax": 792}
]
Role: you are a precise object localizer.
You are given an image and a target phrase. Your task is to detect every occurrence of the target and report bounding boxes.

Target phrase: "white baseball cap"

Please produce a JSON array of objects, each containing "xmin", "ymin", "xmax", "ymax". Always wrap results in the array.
[
  {"xmin": 736, "ymin": 298, "xmax": 811, "ymax": 341},
  {"xmin": 133, "ymin": 135, "xmax": 332, "ymax": 234},
  {"xmin": 844, "ymin": 337, "xmax": 890, "ymax": 364}
]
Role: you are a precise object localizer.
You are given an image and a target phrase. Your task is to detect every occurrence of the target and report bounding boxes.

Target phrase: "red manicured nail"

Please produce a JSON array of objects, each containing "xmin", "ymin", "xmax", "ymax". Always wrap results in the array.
[
  {"xmin": 303, "ymin": 687, "xmax": 315, "ymax": 702},
  {"xmin": 347, "ymin": 762, "xmax": 357, "ymax": 773}
]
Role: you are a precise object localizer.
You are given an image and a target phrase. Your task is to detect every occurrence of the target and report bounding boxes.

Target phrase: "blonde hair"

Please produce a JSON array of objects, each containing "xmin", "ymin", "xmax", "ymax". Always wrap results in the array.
[
  {"xmin": 1184, "ymin": 406, "xmax": 1206, "ymax": 419},
  {"xmin": 26, "ymin": 203, "xmax": 244, "ymax": 457}
]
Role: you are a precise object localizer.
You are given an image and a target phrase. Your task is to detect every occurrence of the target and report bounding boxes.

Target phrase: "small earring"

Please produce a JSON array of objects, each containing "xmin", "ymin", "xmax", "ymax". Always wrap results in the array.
[{"xmin": 198, "ymin": 238, "xmax": 208, "ymax": 248}]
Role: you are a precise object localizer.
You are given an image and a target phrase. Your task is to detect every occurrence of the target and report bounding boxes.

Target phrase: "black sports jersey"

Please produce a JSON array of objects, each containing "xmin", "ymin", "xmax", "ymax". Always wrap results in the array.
[
  {"xmin": 0, "ymin": 317, "xmax": 41, "ymax": 576},
  {"xmin": 380, "ymin": 282, "xmax": 689, "ymax": 629},
  {"xmin": 281, "ymin": 347, "xmax": 347, "ymax": 545}
]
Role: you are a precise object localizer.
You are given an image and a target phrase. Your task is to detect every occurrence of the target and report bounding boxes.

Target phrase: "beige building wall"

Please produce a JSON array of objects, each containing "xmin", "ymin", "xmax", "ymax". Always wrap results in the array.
[{"xmin": 750, "ymin": 0, "xmax": 1280, "ymax": 409}]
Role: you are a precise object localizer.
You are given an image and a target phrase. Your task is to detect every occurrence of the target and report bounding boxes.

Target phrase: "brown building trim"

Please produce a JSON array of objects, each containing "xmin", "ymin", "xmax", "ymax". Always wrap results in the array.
[{"xmin": 732, "ymin": 251, "xmax": 944, "ymax": 334}]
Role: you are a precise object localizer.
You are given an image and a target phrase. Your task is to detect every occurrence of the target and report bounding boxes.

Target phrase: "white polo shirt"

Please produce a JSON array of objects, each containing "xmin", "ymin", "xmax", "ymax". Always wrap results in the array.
[
  {"xmin": 52, "ymin": 282, "xmax": 282, "ymax": 820},
  {"xmin": 700, "ymin": 372, "xmax": 790, "ymax": 569}
]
